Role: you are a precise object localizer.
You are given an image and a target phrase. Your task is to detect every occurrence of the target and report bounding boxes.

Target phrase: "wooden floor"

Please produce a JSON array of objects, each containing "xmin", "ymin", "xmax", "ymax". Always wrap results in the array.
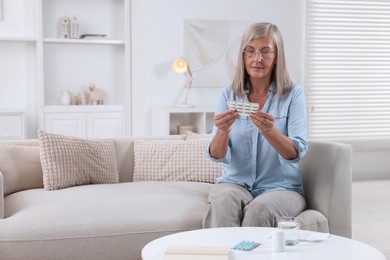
[{"xmin": 352, "ymin": 179, "xmax": 390, "ymax": 259}]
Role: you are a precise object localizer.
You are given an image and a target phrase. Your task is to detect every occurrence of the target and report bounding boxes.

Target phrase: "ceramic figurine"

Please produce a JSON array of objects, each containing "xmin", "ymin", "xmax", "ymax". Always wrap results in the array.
[
  {"xmin": 88, "ymin": 84, "xmax": 104, "ymax": 105},
  {"xmin": 70, "ymin": 15, "xmax": 80, "ymax": 39},
  {"xmin": 78, "ymin": 90, "xmax": 87, "ymax": 105},
  {"xmin": 56, "ymin": 90, "xmax": 72, "ymax": 105},
  {"xmin": 59, "ymin": 16, "xmax": 71, "ymax": 39},
  {"xmin": 71, "ymin": 95, "xmax": 79, "ymax": 105}
]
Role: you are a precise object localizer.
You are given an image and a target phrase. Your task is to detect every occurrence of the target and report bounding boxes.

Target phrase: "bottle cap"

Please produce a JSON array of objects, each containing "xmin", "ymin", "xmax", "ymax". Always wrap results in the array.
[{"xmin": 273, "ymin": 230, "xmax": 285, "ymax": 238}]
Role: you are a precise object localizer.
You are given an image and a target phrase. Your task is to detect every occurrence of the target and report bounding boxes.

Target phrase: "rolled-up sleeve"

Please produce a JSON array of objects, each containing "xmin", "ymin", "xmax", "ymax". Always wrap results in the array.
[
  {"xmin": 205, "ymin": 139, "xmax": 231, "ymax": 163},
  {"xmin": 278, "ymin": 85, "xmax": 308, "ymax": 164}
]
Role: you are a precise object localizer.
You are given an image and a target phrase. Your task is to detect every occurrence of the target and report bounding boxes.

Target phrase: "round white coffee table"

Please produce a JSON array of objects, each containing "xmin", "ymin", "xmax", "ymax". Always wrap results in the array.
[{"xmin": 142, "ymin": 227, "xmax": 385, "ymax": 260}]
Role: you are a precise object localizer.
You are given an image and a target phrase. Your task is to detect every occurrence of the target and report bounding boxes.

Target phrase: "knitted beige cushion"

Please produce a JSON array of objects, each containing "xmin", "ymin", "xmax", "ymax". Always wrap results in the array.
[
  {"xmin": 133, "ymin": 138, "xmax": 223, "ymax": 183},
  {"xmin": 0, "ymin": 145, "xmax": 43, "ymax": 196},
  {"xmin": 38, "ymin": 130, "xmax": 119, "ymax": 190}
]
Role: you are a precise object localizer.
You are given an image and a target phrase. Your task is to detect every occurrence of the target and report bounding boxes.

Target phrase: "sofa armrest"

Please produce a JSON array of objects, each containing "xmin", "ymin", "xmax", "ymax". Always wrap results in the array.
[
  {"xmin": 0, "ymin": 171, "xmax": 4, "ymax": 219},
  {"xmin": 300, "ymin": 141, "xmax": 352, "ymax": 238}
]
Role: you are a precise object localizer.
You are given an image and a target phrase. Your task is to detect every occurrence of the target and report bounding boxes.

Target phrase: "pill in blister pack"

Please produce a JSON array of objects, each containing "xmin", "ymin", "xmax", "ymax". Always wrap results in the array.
[
  {"xmin": 231, "ymin": 240, "xmax": 261, "ymax": 251},
  {"xmin": 228, "ymin": 101, "xmax": 259, "ymax": 115}
]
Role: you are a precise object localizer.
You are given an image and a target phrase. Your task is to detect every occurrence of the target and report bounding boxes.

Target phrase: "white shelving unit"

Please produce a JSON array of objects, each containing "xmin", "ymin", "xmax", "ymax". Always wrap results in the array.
[
  {"xmin": 151, "ymin": 106, "xmax": 215, "ymax": 136},
  {"xmin": 0, "ymin": 0, "xmax": 131, "ymax": 139},
  {"xmin": 38, "ymin": 0, "xmax": 131, "ymax": 138}
]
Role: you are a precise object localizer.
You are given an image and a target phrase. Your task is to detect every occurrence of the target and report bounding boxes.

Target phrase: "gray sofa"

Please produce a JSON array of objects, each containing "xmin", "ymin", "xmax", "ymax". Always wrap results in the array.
[{"xmin": 0, "ymin": 135, "xmax": 352, "ymax": 260}]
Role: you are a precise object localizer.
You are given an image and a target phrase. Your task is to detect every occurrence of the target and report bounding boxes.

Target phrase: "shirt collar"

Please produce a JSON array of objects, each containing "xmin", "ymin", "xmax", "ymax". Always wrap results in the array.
[{"xmin": 268, "ymin": 81, "xmax": 276, "ymax": 95}]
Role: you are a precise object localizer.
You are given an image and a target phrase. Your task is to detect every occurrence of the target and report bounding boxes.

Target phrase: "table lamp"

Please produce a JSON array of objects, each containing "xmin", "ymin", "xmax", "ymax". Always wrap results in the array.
[{"xmin": 172, "ymin": 58, "xmax": 194, "ymax": 107}]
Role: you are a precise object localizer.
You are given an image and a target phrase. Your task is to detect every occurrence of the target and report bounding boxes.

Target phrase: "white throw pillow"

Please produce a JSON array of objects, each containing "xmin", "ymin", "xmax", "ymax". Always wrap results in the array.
[
  {"xmin": 38, "ymin": 130, "xmax": 119, "ymax": 190},
  {"xmin": 133, "ymin": 138, "xmax": 223, "ymax": 183}
]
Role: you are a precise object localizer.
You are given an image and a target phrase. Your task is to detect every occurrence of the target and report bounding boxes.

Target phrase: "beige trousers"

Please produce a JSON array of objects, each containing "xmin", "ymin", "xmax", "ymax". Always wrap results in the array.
[{"xmin": 202, "ymin": 183, "xmax": 306, "ymax": 228}]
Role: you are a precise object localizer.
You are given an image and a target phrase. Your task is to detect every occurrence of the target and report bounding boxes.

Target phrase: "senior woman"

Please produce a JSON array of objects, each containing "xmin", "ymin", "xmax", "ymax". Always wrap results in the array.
[{"xmin": 203, "ymin": 22, "xmax": 308, "ymax": 228}]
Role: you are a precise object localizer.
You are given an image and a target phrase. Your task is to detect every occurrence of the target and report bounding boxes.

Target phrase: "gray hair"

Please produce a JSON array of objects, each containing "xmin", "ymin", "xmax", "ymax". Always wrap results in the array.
[{"xmin": 231, "ymin": 22, "xmax": 293, "ymax": 97}]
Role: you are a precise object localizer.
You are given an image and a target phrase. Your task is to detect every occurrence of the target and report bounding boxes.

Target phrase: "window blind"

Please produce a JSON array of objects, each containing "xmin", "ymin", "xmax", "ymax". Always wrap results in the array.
[{"xmin": 304, "ymin": 0, "xmax": 390, "ymax": 145}]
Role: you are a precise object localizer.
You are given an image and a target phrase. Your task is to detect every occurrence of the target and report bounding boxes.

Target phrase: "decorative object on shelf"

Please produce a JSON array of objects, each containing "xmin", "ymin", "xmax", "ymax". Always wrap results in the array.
[
  {"xmin": 80, "ymin": 34, "xmax": 107, "ymax": 40},
  {"xmin": 172, "ymin": 58, "xmax": 194, "ymax": 107},
  {"xmin": 59, "ymin": 16, "xmax": 71, "ymax": 38},
  {"xmin": 88, "ymin": 84, "xmax": 104, "ymax": 105},
  {"xmin": 70, "ymin": 15, "xmax": 80, "ymax": 39},
  {"xmin": 78, "ymin": 90, "xmax": 87, "ymax": 105},
  {"xmin": 176, "ymin": 125, "xmax": 194, "ymax": 135},
  {"xmin": 56, "ymin": 90, "xmax": 72, "ymax": 105},
  {"xmin": 71, "ymin": 95, "xmax": 79, "ymax": 105}
]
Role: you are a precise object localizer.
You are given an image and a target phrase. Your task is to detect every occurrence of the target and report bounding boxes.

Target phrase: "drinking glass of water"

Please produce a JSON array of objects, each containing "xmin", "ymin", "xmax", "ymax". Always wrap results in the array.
[{"xmin": 276, "ymin": 216, "xmax": 299, "ymax": 245}]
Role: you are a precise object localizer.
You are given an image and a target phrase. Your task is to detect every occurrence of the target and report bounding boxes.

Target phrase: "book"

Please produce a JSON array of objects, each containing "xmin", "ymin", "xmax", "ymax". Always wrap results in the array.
[
  {"xmin": 163, "ymin": 246, "xmax": 229, "ymax": 260},
  {"xmin": 80, "ymin": 34, "xmax": 107, "ymax": 40}
]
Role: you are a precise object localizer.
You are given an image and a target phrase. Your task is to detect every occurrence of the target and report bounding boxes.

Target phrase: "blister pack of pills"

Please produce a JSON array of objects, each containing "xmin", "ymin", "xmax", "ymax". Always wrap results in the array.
[
  {"xmin": 228, "ymin": 101, "xmax": 259, "ymax": 115},
  {"xmin": 231, "ymin": 240, "xmax": 261, "ymax": 251}
]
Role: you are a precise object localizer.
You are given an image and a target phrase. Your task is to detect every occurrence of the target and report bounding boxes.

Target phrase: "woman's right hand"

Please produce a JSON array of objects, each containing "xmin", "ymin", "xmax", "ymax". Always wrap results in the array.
[
  {"xmin": 209, "ymin": 109, "xmax": 238, "ymax": 159},
  {"xmin": 214, "ymin": 109, "xmax": 238, "ymax": 133}
]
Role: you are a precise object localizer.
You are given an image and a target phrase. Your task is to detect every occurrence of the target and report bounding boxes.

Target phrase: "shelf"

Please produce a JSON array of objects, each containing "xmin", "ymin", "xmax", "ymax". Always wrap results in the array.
[
  {"xmin": 0, "ymin": 36, "xmax": 37, "ymax": 42},
  {"xmin": 44, "ymin": 105, "xmax": 127, "ymax": 113},
  {"xmin": 43, "ymin": 38, "xmax": 125, "ymax": 45},
  {"xmin": 151, "ymin": 106, "xmax": 215, "ymax": 136},
  {"xmin": 0, "ymin": 109, "xmax": 25, "ymax": 114}
]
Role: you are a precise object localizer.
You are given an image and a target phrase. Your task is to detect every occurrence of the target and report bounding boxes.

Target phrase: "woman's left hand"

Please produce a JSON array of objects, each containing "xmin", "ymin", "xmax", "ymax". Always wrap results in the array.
[{"xmin": 249, "ymin": 110, "xmax": 275, "ymax": 134}]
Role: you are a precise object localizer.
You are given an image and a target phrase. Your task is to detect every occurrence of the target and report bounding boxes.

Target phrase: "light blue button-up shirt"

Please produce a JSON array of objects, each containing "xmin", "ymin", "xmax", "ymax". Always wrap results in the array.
[{"xmin": 207, "ymin": 82, "xmax": 308, "ymax": 197}]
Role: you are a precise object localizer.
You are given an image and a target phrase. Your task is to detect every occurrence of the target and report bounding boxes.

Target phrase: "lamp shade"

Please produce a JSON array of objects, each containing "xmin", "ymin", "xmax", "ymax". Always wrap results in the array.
[{"xmin": 172, "ymin": 58, "xmax": 188, "ymax": 74}]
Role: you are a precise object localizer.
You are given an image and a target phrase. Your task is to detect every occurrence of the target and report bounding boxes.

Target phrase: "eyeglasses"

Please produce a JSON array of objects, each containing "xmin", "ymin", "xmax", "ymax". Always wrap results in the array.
[{"xmin": 243, "ymin": 48, "xmax": 275, "ymax": 59}]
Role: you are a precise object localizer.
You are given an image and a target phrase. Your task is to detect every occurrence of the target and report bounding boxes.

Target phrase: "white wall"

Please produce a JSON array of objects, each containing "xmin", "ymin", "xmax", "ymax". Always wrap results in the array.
[
  {"xmin": 131, "ymin": 0, "xmax": 305, "ymax": 136},
  {"xmin": 130, "ymin": 0, "xmax": 390, "ymax": 180},
  {"xmin": 0, "ymin": 0, "xmax": 37, "ymax": 138}
]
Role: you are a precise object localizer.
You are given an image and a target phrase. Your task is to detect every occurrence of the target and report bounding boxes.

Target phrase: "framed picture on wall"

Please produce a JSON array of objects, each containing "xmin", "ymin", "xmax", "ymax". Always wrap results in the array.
[{"xmin": 183, "ymin": 19, "xmax": 255, "ymax": 88}]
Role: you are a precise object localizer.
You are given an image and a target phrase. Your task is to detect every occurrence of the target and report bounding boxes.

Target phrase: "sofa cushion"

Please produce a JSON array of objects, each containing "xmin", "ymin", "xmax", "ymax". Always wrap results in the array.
[
  {"xmin": 133, "ymin": 138, "xmax": 223, "ymax": 183},
  {"xmin": 37, "ymin": 130, "xmax": 119, "ymax": 190},
  {"xmin": 0, "ymin": 145, "xmax": 43, "ymax": 196},
  {"xmin": 1, "ymin": 182, "xmax": 212, "ymax": 259}
]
